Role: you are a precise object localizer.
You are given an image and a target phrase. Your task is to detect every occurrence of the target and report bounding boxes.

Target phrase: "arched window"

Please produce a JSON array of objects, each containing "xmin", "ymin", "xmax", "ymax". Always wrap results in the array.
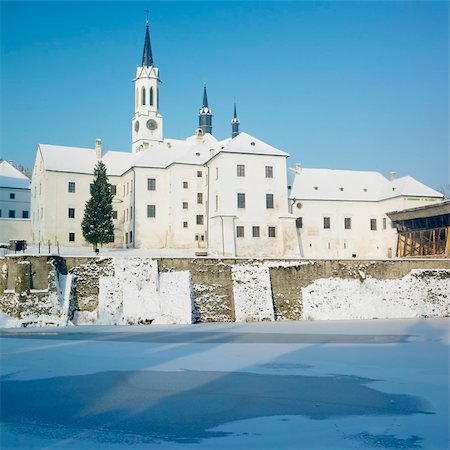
[
  {"xmin": 135, "ymin": 88, "xmax": 138, "ymax": 109},
  {"xmin": 149, "ymin": 87, "xmax": 154, "ymax": 106},
  {"xmin": 141, "ymin": 87, "xmax": 146, "ymax": 106}
]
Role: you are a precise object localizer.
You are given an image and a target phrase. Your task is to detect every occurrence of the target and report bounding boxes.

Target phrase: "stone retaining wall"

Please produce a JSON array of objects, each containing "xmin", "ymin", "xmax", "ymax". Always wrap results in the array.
[{"xmin": 1, "ymin": 256, "xmax": 449, "ymax": 326}]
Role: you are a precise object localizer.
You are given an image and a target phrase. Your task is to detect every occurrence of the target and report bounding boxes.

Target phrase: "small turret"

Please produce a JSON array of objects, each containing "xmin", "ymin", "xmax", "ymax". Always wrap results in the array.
[
  {"xmin": 198, "ymin": 83, "xmax": 213, "ymax": 135},
  {"xmin": 231, "ymin": 103, "xmax": 240, "ymax": 138}
]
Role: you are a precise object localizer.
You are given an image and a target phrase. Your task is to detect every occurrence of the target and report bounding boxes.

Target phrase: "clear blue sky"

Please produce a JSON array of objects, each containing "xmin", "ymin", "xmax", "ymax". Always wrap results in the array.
[{"xmin": 1, "ymin": 1, "xmax": 448, "ymax": 189}]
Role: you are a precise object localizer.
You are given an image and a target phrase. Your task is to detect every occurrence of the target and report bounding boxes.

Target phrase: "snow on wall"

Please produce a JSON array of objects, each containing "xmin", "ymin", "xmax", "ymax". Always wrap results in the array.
[
  {"xmin": 97, "ymin": 258, "xmax": 193, "ymax": 325},
  {"xmin": 97, "ymin": 277, "xmax": 123, "ymax": 325},
  {"xmin": 302, "ymin": 269, "xmax": 450, "ymax": 320},
  {"xmin": 232, "ymin": 263, "xmax": 274, "ymax": 322},
  {"xmin": 155, "ymin": 271, "xmax": 194, "ymax": 324}
]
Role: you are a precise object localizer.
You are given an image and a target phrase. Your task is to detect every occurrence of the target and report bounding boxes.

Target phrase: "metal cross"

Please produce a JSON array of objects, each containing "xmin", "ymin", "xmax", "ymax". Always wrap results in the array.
[{"xmin": 144, "ymin": 9, "xmax": 150, "ymax": 25}]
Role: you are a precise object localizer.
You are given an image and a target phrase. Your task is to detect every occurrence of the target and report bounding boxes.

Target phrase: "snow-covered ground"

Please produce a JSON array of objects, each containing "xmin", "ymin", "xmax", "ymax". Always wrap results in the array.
[{"xmin": 1, "ymin": 319, "xmax": 448, "ymax": 449}]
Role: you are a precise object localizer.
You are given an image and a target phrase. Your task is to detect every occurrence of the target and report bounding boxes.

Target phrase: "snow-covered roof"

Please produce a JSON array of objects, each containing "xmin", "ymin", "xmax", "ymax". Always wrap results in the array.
[
  {"xmin": 289, "ymin": 167, "xmax": 443, "ymax": 202},
  {"xmin": 38, "ymin": 144, "xmax": 132, "ymax": 176},
  {"xmin": 38, "ymin": 131, "xmax": 287, "ymax": 176},
  {"xmin": 0, "ymin": 160, "xmax": 30, "ymax": 189},
  {"xmin": 221, "ymin": 132, "xmax": 288, "ymax": 157}
]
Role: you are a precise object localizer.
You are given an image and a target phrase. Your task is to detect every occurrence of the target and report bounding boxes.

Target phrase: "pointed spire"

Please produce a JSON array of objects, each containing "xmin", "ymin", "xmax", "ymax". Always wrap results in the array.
[
  {"xmin": 202, "ymin": 83, "xmax": 208, "ymax": 108},
  {"xmin": 198, "ymin": 83, "xmax": 212, "ymax": 135},
  {"xmin": 231, "ymin": 102, "xmax": 240, "ymax": 138},
  {"xmin": 141, "ymin": 19, "xmax": 154, "ymax": 67}
]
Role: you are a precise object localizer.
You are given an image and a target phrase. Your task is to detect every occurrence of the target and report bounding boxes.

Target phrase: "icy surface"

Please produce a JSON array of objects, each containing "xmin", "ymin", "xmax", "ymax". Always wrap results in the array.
[{"xmin": 0, "ymin": 319, "xmax": 448, "ymax": 449}]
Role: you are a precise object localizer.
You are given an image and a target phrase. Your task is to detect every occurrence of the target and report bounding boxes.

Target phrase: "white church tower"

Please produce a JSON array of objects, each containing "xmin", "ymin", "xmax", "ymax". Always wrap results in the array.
[{"xmin": 132, "ymin": 19, "xmax": 163, "ymax": 153}]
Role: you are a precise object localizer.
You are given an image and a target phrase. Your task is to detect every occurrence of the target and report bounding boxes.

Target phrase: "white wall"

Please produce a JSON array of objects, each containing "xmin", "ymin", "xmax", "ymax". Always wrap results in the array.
[
  {"xmin": 31, "ymin": 152, "xmax": 124, "ymax": 247},
  {"xmin": 0, "ymin": 186, "xmax": 30, "ymax": 220},
  {"xmin": 292, "ymin": 195, "xmax": 443, "ymax": 259},
  {"xmin": 0, "ymin": 218, "xmax": 31, "ymax": 243},
  {"xmin": 207, "ymin": 152, "xmax": 298, "ymax": 257}
]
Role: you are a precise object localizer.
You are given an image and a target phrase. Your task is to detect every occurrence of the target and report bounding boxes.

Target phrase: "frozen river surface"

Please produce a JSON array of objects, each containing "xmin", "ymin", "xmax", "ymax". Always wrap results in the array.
[{"xmin": 1, "ymin": 319, "xmax": 448, "ymax": 449}]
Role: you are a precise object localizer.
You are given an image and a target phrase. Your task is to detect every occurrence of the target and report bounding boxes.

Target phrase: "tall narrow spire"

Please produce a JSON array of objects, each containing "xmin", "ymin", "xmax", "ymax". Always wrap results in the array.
[
  {"xmin": 202, "ymin": 83, "xmax": 208, "ymax": 108},
  {"xmin": 231, "ymin": 102, "xmax": 240, "ymax": 138},
  {"xmin": 141, "ymin": 19, "xmax": 153, "ymax": 67},
  {"xmin": 198, "ymin": 83, "xmax": 212, "ymax": 135}
]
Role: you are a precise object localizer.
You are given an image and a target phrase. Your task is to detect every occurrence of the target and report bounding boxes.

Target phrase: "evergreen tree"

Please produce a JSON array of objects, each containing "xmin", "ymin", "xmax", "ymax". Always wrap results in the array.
[{"xmin": 81, "ymin": 161, "xmax": 114, "ymax": 251}]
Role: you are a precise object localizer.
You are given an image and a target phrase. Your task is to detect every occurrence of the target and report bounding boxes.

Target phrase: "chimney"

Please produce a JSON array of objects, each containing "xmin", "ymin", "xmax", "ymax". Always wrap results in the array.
[
  {"xmin": 95, "ymin": 139, "xmax": 102, "ymax": 159},
  {"xmin": 390, "ymin": 171, "xmax": 397, "ymax": 181},
  {"xmin": 295, "ymin": 163, "xmax": 302, "ymax": 172}
]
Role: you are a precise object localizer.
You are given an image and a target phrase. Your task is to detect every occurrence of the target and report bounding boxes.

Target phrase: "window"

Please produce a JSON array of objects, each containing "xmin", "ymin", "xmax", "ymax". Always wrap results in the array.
[
  {"xmin": 129, "ymin": 231, "xmax": 133, "ymax": 243},
  {"xmin": 22, "ymin": 211, "xmax": 29, "ymax": 219},
  {"xmin": 147, "ymin": 205, "xmax": 156, "ymax": 218},
  {"xmin": 265, "ymin": 166, "xmax": 273, "ymax": 178},
  {"xmin": 383, "ymin": 218, "xmax": 387, "ymax": 230},
  {"xmin": 125, "ymin": 233, "xmax": 128, "ymax": 245},
  {"xmin": 183, "ymin": 202, "xmax": 188, "ymax": 209},
  {"xmin": 130, "ymin": 206, "xmax": 133, "ymax": 218},
  {"xmin": 197, "ymin": 193, "xmax": 203, "ymax": 204},
  {"xmin": 216, "ymin": 167, "xmax": 219, "ymax": 180},
  {"xmin": 323, "ymin": 217, "xmax": 331, "ymax": 229},
  {"xmin": 183, "ymin": 181, "xmax": 188, "ymax": 189},
  {"xmin": 112, "ymin": 210, "xmax": 118, "ymax": 220},
  {"xmin": 252, "ymin": 226, "xmax": 260, "ymax": 238},
  {"xmin": 237, "ymin": 164, "xmax": 245, "ymax": 177},
  {"xmin": 0, "ymin": 210, "xmax": 2, "ymax": 217},
  {"xmin": 9, "ymin": 193, "xmax": 15, "ymax": 199},
  {"xmin": 68, "ymin": 208, "xmax": 75, "ymax": 218},
  {"xmin": 111, "ymin": 185, "xmax": 117, "ymax": 196},
  {"xmin": 183, "ymin": 221, "xmax": 188, "ymax": 228},
  {"xmin": 268, "ymin": 226, "xmax": 276, "ymax": 237},
  {"xmin": 126, "ymin": 182, "xmax": 129, "ymax": 194},
  {"xmin": 9, "ymin": 210, "xmax": 15, "ymax": 218},
  {"xmin": 195, "ymin": 234, "xmax": 205, "ymax": 241},
  {"xmin": 344, "ymin": 217, "xmax": 351, "ymax": 230},
  {"xmin": 296, "ymin": 217, "xmax": 303, "ymax": 229},
  {"xmin": 69, "ymin": 232, "xmax": 75, "ymax": 242},
  {"xmin": 266, "ymin": 194, "xmax": 274, "ymax": 209},
  {"xmin": 237, "ymin": 193, "xmax": 246, "ymax": 208},
  {"xmin": 68, "ymin": 182, "xmax": 76, "ymax": 193},
  {"xmin": 149, "ymin": 87, "xmax": 154, "ymax": 106},
  {"xmin": 141, "ymin": 87, "xmax": 146, "ymax": 106},
  {"xmin": 147, "ymin": 178, "xmax": 156, "ymax": 191},
  {"xmin": 196, "ymin": 215, "xmax": 204, "ymax": 225},
  {"xmin": 215, "ymin": 195, "xmax": 218, "ymax": 211},
  {"xmin": 236, "ymin": 226, "xmax": 245, "ymax": 237},
  {"xmin": 370, "ymin": 219, "xmax": 377, "ymax": 231},
  {"xmin": 197, "ymin": 171, "xmax": 203, "ymax": 178}
]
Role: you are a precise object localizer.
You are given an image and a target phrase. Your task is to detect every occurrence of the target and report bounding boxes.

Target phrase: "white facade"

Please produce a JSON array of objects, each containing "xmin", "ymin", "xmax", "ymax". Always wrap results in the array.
[
  {"xmin": 288, "ymin": 167, "xmax": 443, "ymax": 258},
  {"xmin": 0, "ymin": 161, "xmax": 31, "ymax": 242}
]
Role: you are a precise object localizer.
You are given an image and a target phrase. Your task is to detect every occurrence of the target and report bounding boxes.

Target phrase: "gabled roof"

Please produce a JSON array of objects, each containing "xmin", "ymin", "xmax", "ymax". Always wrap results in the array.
[
  {"xmin": 0, "ymin": 160, "xmax": 31, "ymax": 189},
  {"xmin": 38, "ymin": 144, "xmax": 132, "ymax": 176},
  {"xmin": 289, "ymin": 167, "xmax": 443, "ymax": 202},
  {"xmin": 221, "ymin": 132, "xmax": 288, "ymax": 157}
]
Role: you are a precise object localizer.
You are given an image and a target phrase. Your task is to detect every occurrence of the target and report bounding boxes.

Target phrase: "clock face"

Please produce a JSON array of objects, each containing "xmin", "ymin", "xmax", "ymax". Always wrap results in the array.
[
  {"xmin": 134, "ymin": 121, "xmax": 140, "ymax": 132},
  {"xmin": 146, "ymin": 119, "xmax": 158, "ymax": 131}
]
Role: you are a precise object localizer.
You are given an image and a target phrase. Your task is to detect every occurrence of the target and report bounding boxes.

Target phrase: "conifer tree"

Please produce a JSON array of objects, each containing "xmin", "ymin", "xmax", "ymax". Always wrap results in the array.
[{"xmin": 81, "ymin": 161, "xmax": 114, "ymax": 251}]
